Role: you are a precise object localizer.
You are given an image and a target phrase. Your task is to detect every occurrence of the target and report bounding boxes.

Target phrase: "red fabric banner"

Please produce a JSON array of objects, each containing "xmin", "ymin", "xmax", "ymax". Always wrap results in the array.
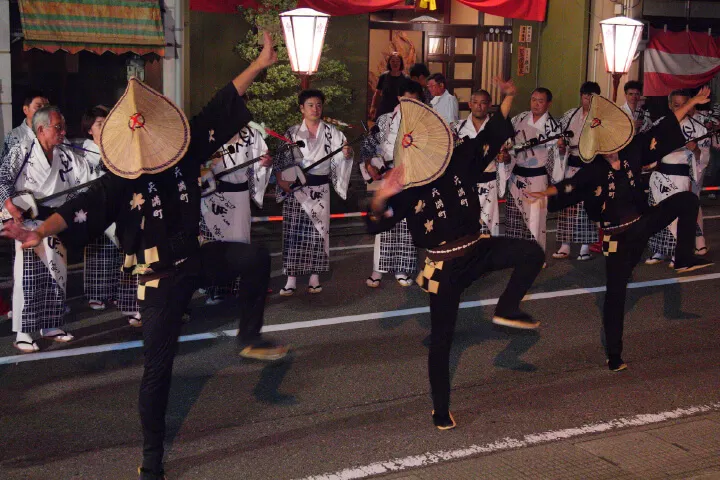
[
  {"xmin": 301, "ymin": 0, "xmax": 405, "ymax": 15},
  {"xmin": 189, "ymin": 0, "xmax": 405, "ymax": 15},
  {"xmin": 455, "ymin": 0, "xmax": 546, "ymax": 22},
  {"xmin": 189, "ymin": 0, "xmax": 547, "ymax": 21}
]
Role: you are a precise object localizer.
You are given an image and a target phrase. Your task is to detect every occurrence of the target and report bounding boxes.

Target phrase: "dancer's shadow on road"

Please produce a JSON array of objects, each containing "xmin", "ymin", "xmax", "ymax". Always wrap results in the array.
[
  {"xmin": 164, "ymin": 343, "xmax": 297, "ymax": 457},
  {"xmin": 419, "ymin": 311, "xmax": 540, "ymax": 387}
]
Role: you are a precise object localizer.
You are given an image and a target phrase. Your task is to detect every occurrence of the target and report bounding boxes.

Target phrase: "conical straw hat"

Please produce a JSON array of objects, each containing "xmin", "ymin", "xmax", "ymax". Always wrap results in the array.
[
  {"xmin": 394, "ymin": 98, "xmax": 454, "ymax": 188},
  {"xmin": 578, "ymin": 94, "xmax": 634, "ymax": 162},
  {"xmin": 100, "ymin": 78, "xmax": 190, "ymax": 179}
]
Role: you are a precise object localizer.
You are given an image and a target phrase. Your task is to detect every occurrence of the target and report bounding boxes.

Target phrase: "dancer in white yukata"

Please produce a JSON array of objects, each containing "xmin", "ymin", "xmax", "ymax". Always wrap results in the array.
[
  {"xmin": 276, "ymin": 90, "xmax": 354, "ymax": 295},
  {"xmin": 361, "ymin": 81, "xmax": 422, "ymax": 288},
  {"xmin": 76, "ymin": 106, "xmax": 141, "ymax": 325},
  {"xmin": 199, "ymin": 125, "xmax": 272, "ymax": 303},
  {"xmin": 0, "ymin": 106, "xmax": 96, "ymax": 352},
  {"xmin": 646, "ymin": 89, "xmax": 713, "ymax": 266},
  {"xmin": 452, "ymin": 88, "xmax": 508, "ymax": 237},
  {"xmin": 553, "ymin": 82, "xmax": 601, "ymax": 261},
  {"xmin": 1, "ymin": 90, "xmax": 48, "ymax": 166},
  {"xmin": 503, "ymin": 88, "xmax": 564, "ymax": 253}
]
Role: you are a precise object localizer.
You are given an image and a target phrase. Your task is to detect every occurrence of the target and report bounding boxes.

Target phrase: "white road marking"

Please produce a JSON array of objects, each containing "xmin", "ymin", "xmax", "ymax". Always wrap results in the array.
[
  {"xmin": 1, "ymin": 272, "xmax": 719, "ymax": 365},
  {"xmin": 270, "ymin": 244, "xmax": 374, "ymax": 257},
  {"xmin": 295, "ymin": 402, "xmax": 720, "ymax": 480}
]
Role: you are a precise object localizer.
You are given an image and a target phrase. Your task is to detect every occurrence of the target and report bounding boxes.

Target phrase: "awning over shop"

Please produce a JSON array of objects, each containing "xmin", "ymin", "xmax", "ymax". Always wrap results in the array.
[
  {"xmin": 18, "ymin": 0, "xmax": 165, "ymax": 55},
  {"xmin": 189, "ymin": 0, "xmax": 547, "ymax": 22}
]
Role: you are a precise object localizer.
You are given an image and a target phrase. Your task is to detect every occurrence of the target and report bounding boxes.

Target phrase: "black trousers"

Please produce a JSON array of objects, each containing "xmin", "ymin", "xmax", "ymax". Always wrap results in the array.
[
  {"xmin": 426, "ymin": 236, "xmax": 545, "ymax": 415},
  {"xmin": 138, "ymin": 241, "xmax": 270, "ymax": 473},
  {"xmin": 603, "ymin": 191, "xmax": 698, "ymax": 362}
]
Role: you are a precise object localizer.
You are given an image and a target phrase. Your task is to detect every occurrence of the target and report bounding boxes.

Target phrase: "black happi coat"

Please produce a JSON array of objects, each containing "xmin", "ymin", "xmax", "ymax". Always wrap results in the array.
[
  {"xmin": 366, "ymin": 112, "xmax": 514, "ymax": 247},
  {"xmin": 548, "ymin": 115, "xmax": 686, "ymax": 227},
  {"xmin": 57, "ymin": 83, "xmax": 252, "ymax": 272}
]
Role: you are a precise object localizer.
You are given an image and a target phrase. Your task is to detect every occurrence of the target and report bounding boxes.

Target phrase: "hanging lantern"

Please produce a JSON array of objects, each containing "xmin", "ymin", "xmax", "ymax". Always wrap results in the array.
[
  {"xmin": 600, "ymin": 16, "xmax": 644, "ymax": 101},
  {"xmin": 280, "ymin": 8, "xmax": 329, "ymax": 79}
]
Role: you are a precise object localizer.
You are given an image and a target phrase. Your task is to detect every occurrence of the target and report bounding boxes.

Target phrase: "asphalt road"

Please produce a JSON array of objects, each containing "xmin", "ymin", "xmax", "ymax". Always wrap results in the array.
[{"xmin": 1, "ymin": 204, "xmax": 720, "ymax": 480}]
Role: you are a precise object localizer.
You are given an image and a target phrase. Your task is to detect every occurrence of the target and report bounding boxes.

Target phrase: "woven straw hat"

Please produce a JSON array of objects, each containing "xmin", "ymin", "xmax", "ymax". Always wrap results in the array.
[
  {"xmin": 578, "ymin": 94, "xmax": 634, "ymax": 162},
  {"xmin": 100, "ymin": 78, "xmax": 190, "ymax": 179},
  {"xmin": 394, "ymin": 98, "xmax": 454, "ymax": 188}
]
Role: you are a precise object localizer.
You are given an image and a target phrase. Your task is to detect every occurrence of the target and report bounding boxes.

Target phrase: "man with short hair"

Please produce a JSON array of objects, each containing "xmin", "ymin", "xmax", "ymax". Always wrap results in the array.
[
  {"xmin": 362, "ymin": 80, "xmax": 423, "ymax": 288},
  {"xmin": 409, "ymin": 63, "xmax": 432, "ymax": 105},
  {"xmin": 452, "ymin": 89, "xmax": 507, "ymax": 236},
  {"xmin": 553, "ymin": 81, "xmax": 602, "ymax": 261},
  {"xmin": 504, "ymin": 87, "xmax": 564, "ymax": 252},
  {"xmin": 0, "ymin": 106, "xmax": 96, "ymax": 352},
  {"xmin": 1, "ymin": 90, "xmax": 49, "ymax": 166},
  {"xmin": 621, "ymin": 80, "xmax": 652, "ymax": 134},
  {"xmin": 275, "ymin": 89, "xmax": 354, "ymax": 296},
  {"xmin": 427, "ymin": 73, "xmax": 459, "ymax": 123}
]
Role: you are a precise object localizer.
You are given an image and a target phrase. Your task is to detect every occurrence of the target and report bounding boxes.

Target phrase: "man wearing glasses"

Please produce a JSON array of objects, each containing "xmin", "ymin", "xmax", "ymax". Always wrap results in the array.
[{"xmin": 0, "ymin": 106, "xmax": 96, "ymax": 353}]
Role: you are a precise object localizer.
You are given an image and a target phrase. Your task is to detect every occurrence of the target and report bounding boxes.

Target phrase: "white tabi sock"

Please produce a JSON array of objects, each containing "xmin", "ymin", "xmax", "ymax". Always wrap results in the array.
[
  {"xmin": 558, "ymin": 243, "xmax": 571, "ymax": 255},
  {"xmin": 309, "ymin": 274, "xmax": 320, "ymax": 288},
  {"xmin": 370, "ymin": 271, "xmax": 383, "ymax": 281},
  {"xmin": 284, "ymin": 276, "xmax": 297, "ymax": 290},
  {"xmin": 16, "ymin": 331, "xmax": 33, "ymax": 343},
  {"xmin": 579, "ymin": 244, "xmax": 590, "ymax": 256}
]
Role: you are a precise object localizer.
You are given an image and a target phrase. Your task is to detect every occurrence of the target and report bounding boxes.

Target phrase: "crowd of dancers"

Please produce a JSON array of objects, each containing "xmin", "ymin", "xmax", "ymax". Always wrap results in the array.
[{"xmin": 0, "ymin": 36, "xmax": 717, "ymax": 478}]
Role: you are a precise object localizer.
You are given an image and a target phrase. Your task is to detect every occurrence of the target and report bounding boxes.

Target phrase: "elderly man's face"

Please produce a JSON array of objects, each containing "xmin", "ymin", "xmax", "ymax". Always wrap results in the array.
[
  {"xmin": 669, "ymin": 94, "xmax": 691, "ymax": 113},
  {"xmin": 530, "ymin": 91, "xmax": 550, "ymax": 117},
  {"xmin": 23, "ymin": 97, "xmax": 49, "ymax": 124},
  {"xmin": 38, "ymin": 112, "xmax": 66, "ymax": 148},
  {"xmin": 427, "ymin": 79, "xmax": 445, "ymax": 98}
]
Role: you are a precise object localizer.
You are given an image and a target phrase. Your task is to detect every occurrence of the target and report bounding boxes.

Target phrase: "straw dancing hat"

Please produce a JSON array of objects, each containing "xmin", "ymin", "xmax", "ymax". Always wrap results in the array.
[
  {"xmin": 394, "ymin": 98, "xmax": 454, "ymax": 188},
  {"xmin": 578, "ymin": 94, "xmax": 634, "ymax": 162},
  {"xmin": 100, "ymin": 78, "xmax": 190, "ymax": 179}
]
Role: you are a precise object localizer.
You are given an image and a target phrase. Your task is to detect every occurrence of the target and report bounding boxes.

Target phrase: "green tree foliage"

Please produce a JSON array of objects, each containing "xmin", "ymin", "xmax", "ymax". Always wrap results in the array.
[{"xmin": 235, "ymin": 0, "xmax": 353, "ymax": 139}]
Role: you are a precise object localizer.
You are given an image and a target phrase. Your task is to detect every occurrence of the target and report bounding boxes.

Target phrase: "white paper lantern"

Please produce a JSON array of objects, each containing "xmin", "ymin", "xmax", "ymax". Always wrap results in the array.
[{"xmin": 280, "ymin": 8, "xmax": 329, "ymax": 76}]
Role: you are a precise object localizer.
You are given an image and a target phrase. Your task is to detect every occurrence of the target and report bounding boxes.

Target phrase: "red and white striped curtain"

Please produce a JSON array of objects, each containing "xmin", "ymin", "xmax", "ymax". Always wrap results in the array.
[{"xmin": 644, "ymin": 27, "xmax": 720, "ymax": 96}]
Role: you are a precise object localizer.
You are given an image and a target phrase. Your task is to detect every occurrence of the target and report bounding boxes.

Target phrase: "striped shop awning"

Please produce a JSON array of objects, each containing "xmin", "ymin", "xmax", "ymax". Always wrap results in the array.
[{"xmin": 18, "ymin": 0, "xmax": 165, "ymax": 55}]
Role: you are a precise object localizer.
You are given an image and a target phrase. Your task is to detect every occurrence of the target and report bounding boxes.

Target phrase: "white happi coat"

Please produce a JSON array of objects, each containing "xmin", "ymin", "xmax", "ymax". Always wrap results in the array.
[
  {"xmin": 280, "ymin": 120, "xmax": 353, "ymax": 254},
  {"xmin": 201, "ymin": 127, "xmax": 270, "ymax": 243},
  {"xmin": 1, "ymin": 122, "xmax": 36, "ymax": 168},
  {"xmin": 453, "ymin": 116, "xmax": 505, "ymax": 235},
  {"xmin": 649, "ymin": 115, "xmax": 711, "ymax": 242},
  {"xmin": 505, "ymin": 111, "xmax": 564, "ymax": 249},
  {"xmin": 75, "ymin": 138, "xmax": 120, "ymax": 245},
  {"xmin": 556, "ymin": 107, "xmax": 588, "ymax": 180},
  {"xmin": 621, "ymin": 102, "xmax": 653, "ymax": 134},
  {"xmin": 9, "ymin": 141, "xmax": 96, "ymax": 328}
]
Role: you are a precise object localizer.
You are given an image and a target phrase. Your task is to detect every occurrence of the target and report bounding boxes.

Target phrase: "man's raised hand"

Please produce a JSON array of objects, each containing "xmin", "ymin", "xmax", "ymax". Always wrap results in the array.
[
  {"xmin": 492, "ymin": 77, "xmax": 517, "ymax": 97},
  {"xmin": 255, "ymin": 31, "xmax": 277, "ymax": 70}
]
